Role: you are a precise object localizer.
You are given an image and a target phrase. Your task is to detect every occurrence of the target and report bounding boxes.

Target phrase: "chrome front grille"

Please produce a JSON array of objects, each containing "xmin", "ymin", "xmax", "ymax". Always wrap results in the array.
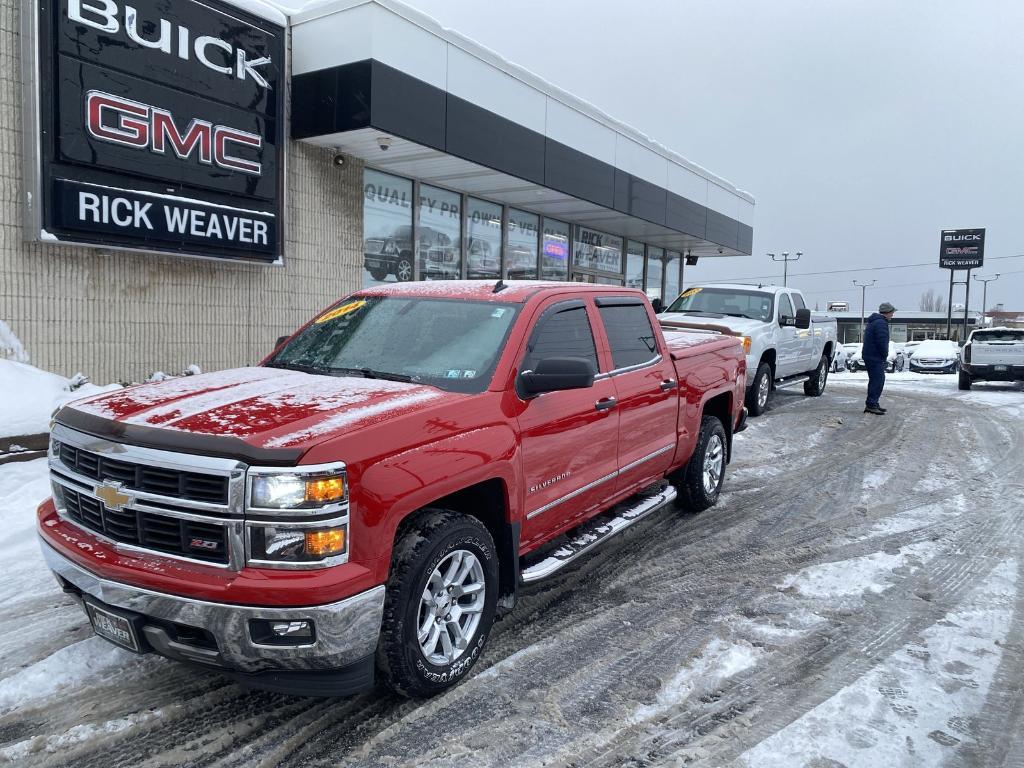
[{"xmin": 49, "ymin": 424, "xmax": 247, "ymax": 569}]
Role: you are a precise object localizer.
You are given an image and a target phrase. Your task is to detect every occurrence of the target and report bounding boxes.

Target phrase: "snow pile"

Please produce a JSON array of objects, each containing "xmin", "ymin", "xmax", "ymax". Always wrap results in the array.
[
  {"xmin": 741, "ymin": 559, "xmax": 1018, "ymax": 767},
  {"xmin": 0, "ymin": 360, "xmax": 120, "ymax": 439},
  {"xmin": 0, "ymin": 321, "xmax": 27, "ymax": 363}
]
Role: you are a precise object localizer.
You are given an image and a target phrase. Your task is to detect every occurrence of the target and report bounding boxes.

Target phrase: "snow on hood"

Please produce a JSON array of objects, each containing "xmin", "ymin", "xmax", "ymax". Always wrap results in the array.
[
  {"xmin": 659, "ymin": 312, "xmax": 763, "ymax": 336},
  {"xmin": 67, "ymin": 367, "xmax": 448, "ymax": 447}
]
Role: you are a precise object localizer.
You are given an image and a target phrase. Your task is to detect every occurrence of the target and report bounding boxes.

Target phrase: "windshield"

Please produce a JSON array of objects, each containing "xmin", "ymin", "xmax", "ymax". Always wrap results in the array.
[
  {"xmin": 268, "ymin": 296, "xmax": 520, "ymax": 393},
  {"xmin": 973, "ymin": 330, "xmax": 1024, "ymax": 342},
  {"xmin": 665, "ymin": 287, "xmax": 774, "ymax": 322}
]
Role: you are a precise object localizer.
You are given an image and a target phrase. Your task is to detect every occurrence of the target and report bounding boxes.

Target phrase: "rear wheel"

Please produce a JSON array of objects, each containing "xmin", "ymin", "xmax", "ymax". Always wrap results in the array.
[
  {"xmin": 675, "ymin": 415, "xmax": 727, "ymax": 512},
  {"xmin": 368, "ymin": 268, "xmax": 388, "ymax": 281},
  {"xmin": 804, "ymin": 354, "xmax": 829, "ymax": 396},
  {"xmin": 958, "ymin": 369, "xmax": 972, "ymax": 390},
  {"xmin": 377, "ymin": 510, "xmax": 498, "ymax": 698},
  {"xmin": 745, "ymin": 362, "xmax": 772, "ymax": 416},
  {"xmin": 395, "ymin": 254, "xmax": 414, "ymax": 282}
]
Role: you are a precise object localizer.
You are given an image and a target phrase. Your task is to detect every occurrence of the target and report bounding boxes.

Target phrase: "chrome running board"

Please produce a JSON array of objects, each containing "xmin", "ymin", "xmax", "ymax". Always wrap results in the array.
[{"xmin": 520, "ymin": 484, "xmax": 677, "ymax": 583}]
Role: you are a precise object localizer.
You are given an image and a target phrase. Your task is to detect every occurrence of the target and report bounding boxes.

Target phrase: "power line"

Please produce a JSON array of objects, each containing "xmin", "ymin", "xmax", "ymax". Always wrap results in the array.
[
  {"xmin": 708, "ymin": 253, "xmax": 1024, "ymax": 284},
  {"xmin": 798, "ymin": 268, "xmax": 1024, "ymax": 298}
]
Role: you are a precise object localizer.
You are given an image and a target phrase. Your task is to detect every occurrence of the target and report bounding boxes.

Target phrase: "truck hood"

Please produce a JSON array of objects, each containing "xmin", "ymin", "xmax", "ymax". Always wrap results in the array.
[
  {"xmin": 658, "ymin": 312, "xmax": 764, "ymax": 337},
  {"xmin": 65, "ymin": 367, "xmax": 454, "ymax": 450}
]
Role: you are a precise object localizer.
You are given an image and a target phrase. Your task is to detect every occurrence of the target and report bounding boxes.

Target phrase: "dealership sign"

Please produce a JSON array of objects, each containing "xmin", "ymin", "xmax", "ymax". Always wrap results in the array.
[
  {"xmin": 939, "ymin": 228, "xmax": 985, "ymax": 270},
  {"xmin": 23, "ymin": 0, "xmax": 285, "ymax": 262}
]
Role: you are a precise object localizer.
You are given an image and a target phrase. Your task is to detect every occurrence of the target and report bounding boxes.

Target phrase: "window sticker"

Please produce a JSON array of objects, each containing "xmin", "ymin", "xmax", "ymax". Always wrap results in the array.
[
  {"xmin": 491, "ymin": 308, "xmax": 507, "ymax": 318},
  {"xmin": 445, "ymin": 369, "xmax": 462, "ymax": 379},
  {"xmin": 679, "ymin": 287, "xmax": 702, "ymax": 300},
  {"xmin": 315, "ymin": 299, "xmax": 367, "ymax": 324},
  {"xmin": 462, "ymin": 370, "xmax": 476, "ymax": 378}
]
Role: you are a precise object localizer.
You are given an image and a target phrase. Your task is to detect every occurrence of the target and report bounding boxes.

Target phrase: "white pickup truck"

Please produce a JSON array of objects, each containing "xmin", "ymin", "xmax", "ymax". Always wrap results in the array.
[
  {"xmin": 659, "ymin": 284, "xmax": 839, "ymax": 415},
  {"xmin": 959, "ymin": 327, "xmax": 1024, "ymax": 390}
]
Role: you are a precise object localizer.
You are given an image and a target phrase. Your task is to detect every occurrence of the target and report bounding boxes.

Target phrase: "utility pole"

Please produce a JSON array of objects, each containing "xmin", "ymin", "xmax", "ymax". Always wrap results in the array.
[
  {"xmin": 853, "ymin": 279, "xmax": 876, "ymax": 341},
  {"xmin": 973, "ymin": 273, "xmax": 1000, "ymax": 328},
  {"xmin": 768, "ymin": 251, "xmax": 802, "ymax": 287}
]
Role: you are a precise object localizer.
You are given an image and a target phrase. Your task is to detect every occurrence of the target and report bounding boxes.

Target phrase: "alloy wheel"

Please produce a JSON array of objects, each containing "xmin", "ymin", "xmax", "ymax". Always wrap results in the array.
[
  {"xmin": 417, "ymin": 550, "xmax": 486, "ymax": 665},
  {"xmin": 703, "ymin": 434, "xmax": 724, "ymax": 496}
]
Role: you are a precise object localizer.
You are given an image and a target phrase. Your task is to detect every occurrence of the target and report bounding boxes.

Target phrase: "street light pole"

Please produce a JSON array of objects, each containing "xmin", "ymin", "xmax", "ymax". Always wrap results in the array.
[
  {"xmin": 853, "ymin": 279, "xmax": 876, "ymax": 341},
  {"xmin": 973, "ymin": 273, "xmax": 1000, "ymax": 327},
  {"xmin": 770, "ymin": 251, "xmax": 803, "ymax": 287}
]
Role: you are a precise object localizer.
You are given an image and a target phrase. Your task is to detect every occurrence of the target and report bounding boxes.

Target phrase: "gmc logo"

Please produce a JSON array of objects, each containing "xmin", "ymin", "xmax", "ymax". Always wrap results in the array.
[{"xmin": 85, "ymin": 90, "xmax": 262, "ymax": 175}]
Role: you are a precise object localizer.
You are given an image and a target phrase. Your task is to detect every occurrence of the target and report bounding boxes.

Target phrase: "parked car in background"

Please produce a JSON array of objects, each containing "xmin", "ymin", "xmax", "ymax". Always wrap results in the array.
[
  {"xmin": 466, "ymin": 238, "xmax": 500, "ymax": 279},
  {"xmin": 958, "ymin": 327, "xmax": 1024, "ymax": 389},
  {"xmin": 659, "ymin": 284, "xmax": 838, "ymax": 416},
  {"xmin": 364, "ymin": 226, "xmax": 457, "ymax": 282},
  {"xmin": 845, "ymin": 342, "xmax": 904, "ymax": 373},
  {"xmin": 831, "ymin": 344, "xmax": 849, "ymax": 372},
  {"xmin": 908, "ymin": 339, "xmax": 960, "ymax": 373},
  {"xmin": 902, "ymin": 340, "xmax": 923, "ymax": 360},
  {"xmin": 841, "ymin": 343, "xmax": 861, "ymax": 371}
]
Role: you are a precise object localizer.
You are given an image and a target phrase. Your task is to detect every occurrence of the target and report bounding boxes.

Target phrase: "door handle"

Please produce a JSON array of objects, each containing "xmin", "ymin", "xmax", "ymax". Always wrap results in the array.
[
  {"xmin": 594, "ymin": 397, "xmax": 617, "ymax": 412},
  {"xmin": 660, "ymin": 379, "xmax": 677, "ymax": 392}
]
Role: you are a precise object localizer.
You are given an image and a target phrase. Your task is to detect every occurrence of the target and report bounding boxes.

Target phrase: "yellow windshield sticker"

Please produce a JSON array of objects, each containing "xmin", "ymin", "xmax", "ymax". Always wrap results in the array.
[
  {"xmin": 315, "ymin": 299, "xmax": 367, "ymax": 324},
  {"xmin": 679, "ymin": 287, "xmax": 702, "ymax": 300}
]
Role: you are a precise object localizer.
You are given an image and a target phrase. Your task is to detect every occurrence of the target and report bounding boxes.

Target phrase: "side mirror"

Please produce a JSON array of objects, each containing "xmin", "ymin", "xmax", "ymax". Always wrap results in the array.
[
  {"xmin": 275, "ymin": 335, "xmax": 290, "ymax": 349},
  {"xmin": 519, "ymin": 357, "xmax": 596, "ymax": 397},
  {"xmin": 651, "ymin": 298, "xmax": 665, "ymax": 314},
  {"xmin": 794, "ymin": 308, "xmax": 811, "ymax": 329}
]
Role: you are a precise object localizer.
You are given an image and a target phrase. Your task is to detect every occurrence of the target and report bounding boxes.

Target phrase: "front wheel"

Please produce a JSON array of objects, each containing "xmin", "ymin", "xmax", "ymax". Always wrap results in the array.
[
  {"xmin": 368, "ymin": 268, "xmax": 388, "ymax": 281},
  {"xmin": 804, "ymin": 354, "xmax": 829, "ymax": 396},
  {"xmin": 395, "ymin": 254, "xmax": 415, "ymax": 282},
  {"xmin": 745, "ymin": 363, "xmax": 772, "ymax": 416},
  {"xmin": 958, "ymin": 369, "xmax": 972, "ymax": 390},
  {"xmin": 674, "ymin": 415, "xmax": 727, "ymax": 512},
  {"xmin": 377, "ymin": 511, "xmax": 498, "ymax": 698}
]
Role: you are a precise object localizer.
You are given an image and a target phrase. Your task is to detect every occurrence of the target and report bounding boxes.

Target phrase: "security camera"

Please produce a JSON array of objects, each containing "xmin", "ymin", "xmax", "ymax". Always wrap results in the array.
[
  {"xmin": 377, "ymin": 136, "xmax": 393, "ymax": 151},
  {"xmin": 333, "ymin": 154, "xmax": 346, "ymax": 167}
]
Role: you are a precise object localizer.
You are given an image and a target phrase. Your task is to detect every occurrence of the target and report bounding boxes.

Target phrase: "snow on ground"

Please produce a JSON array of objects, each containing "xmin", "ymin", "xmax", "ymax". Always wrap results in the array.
[
  {"xmin": 740, "ymin": 559, "xmax": 1018, "ymax": 768},
  {"xmin": 832, "ymin": 369, "xmax": 1024, "ymax": 416},
  {"xmin": 0, "ymin": 709, "xmax": 162, "ymax": 763},
  {"xmin": 0, "ymin": 360, "xmax": 119, "ymax": 438},
  {"xmin": 778, "ymin": 542, "xmax": 938, "ymax": 602}
]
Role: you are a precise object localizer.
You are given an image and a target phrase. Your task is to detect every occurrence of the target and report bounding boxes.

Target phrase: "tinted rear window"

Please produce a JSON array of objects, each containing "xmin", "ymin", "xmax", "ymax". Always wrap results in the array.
[{"xmin": 598, "ymin": 303, "xmax": 659, "ymax": 369}]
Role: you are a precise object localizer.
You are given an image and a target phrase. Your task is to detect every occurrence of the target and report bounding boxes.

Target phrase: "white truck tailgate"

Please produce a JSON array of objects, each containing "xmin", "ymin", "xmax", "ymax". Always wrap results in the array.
[{"xmin": 971, "ymin": 331, "xmax": 1024, "ymax": 366}]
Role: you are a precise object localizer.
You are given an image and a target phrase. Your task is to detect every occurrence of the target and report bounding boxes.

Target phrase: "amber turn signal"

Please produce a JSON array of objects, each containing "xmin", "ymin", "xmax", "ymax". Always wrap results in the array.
[
  {"xmin": 305, "ymin": 527, "xmax": 346, "ymax": 557},
  {"xmin": 740, "ymin": 336, "xmax": 752, "ymax": 353},
  {"xmin": 304, "ymin": 476, "xmax": 345, "ymax": 504}
]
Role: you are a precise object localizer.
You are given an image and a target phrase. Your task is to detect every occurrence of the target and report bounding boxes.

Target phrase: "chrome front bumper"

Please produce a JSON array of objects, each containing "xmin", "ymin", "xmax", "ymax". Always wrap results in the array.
[{"xmin": 41, "ymin": 541, "xmax": 384, "ymax": 675}]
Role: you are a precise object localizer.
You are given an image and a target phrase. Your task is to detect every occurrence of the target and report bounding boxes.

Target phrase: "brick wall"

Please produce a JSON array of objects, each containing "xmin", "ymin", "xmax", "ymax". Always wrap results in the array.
[{"xmin": 0, "ymin": 0, "xmax": 363, "ymax": 382}]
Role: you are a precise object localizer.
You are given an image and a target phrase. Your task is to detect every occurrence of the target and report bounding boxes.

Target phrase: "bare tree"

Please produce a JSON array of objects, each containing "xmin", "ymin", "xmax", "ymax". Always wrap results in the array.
[{"xmin": 919, "ymin": 289, "xmax": 947, "ymax": 313}]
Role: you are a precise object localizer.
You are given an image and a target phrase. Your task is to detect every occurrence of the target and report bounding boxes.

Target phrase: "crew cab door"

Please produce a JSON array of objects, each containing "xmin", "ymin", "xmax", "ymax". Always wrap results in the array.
[
  {"xmin": 789, "ymin": 292, "xmax": 816, "ymax": 371},
  {"xmin": 776, "ymin": 292, "xmax": 801, "ymax": 377},
  {"xmin": 516, "ymin": 298, "xmax": 620, "ymax": 547},
  {"xmin": 593, "ymin": 296, "xmax": 678, "ymax": 494}
]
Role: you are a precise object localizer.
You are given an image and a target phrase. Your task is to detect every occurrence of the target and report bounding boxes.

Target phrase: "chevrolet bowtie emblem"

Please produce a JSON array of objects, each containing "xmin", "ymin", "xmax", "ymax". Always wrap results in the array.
[{"xmin": 95, "ymin": 482, "xmax": 133, "ymax": 511}]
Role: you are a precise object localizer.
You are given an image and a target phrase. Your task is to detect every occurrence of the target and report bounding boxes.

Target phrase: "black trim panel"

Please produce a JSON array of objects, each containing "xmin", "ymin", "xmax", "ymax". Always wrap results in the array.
[
  {"xmin": 291, "ymin": 60, "xmax": 751, "ymax": 253},
  {"xmin": 55, "ymin": 408, "xmax": 304, "ymax": 466}
]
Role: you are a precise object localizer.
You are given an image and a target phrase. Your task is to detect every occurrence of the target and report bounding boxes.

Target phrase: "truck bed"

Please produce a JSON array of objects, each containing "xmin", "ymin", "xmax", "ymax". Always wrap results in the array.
[{"xmin": 663, "ymin": 328, "xmax": 744, "ymax": 360}]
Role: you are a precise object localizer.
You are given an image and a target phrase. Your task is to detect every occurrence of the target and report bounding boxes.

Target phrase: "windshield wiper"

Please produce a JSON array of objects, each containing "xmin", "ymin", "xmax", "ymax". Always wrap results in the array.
[
  {"xmin": 332, "ymin": 367, "xmax": 415, "ymax": 383},
  {"xmin": 722, "ymin": 312, "xmax": 756, "ymax": 320},
  {"xmin": 264, "ymin": 361, "xmax": 330, "ymax": 375}
]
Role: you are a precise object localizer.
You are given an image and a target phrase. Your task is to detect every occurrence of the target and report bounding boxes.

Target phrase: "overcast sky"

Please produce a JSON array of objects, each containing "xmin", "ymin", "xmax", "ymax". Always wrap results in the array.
[{"xmin": 407, "ymin": 0, "xmax": 1024, "ymax": 314}]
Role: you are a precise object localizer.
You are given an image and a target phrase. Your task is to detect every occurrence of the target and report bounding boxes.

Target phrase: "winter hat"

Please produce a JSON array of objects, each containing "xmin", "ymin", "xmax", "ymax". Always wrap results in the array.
[{"xmin": 878, "ymin": 302, "xmax": 896, "ymax": 314}]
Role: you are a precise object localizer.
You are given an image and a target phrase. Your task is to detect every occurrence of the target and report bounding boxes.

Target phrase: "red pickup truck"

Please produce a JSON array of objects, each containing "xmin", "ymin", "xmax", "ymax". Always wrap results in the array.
[{"xmin": 39, "ymin": 281, "xmax": 746, "ymax": 698}]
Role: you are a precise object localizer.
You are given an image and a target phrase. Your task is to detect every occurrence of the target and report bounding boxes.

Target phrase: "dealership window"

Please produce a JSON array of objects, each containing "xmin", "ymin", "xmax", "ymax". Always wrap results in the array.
[
  {"xmin": 506, "ymin": 209, "xmax": 539, "ymax": 279},
  {"xmin": 645, "ymin": 246, "xmax": 664, "ymax": 302},
  {"xmin": 541, "ymin": 219, "xmax": 570, "ymax": 280},
  {"xmin": 573, "ymin": 226, "xmax": 623, "ymax": 275},
  {"xmin": 466, "ymin": 198, "xmax": 503, "ymax": 279},
  {"xmin": 626, "ymin": 241, "xmax": 645, "ymax": 291},
  {"xmin": 362, "ymin": 170, "xmax": 414, "ymax": 287},
  {"xmin": 598, "ymin": 302, "xmax": 659, "ymax": 369},
  {"xmin": 418, "ymin": 184, "xmax": 462, "ymax": 281},
  {"xmin": 665, "ymin": 251, "xmax": 681, "ymax": 304}
]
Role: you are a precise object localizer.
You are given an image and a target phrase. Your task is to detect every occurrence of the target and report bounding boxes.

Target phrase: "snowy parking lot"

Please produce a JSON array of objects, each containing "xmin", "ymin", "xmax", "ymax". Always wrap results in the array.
[{"xmin": 2, "ymin": 372, "xmax": 1023, "ymax": 766}]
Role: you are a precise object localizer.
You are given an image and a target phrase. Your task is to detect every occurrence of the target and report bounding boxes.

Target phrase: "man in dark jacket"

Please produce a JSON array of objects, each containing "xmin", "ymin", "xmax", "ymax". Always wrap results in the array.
[{"xmin": 862, "ymin": 301, "xmax": 895, "ymax": 415}]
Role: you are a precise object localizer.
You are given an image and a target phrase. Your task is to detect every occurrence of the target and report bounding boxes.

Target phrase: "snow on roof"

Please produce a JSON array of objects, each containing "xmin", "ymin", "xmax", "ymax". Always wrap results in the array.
[{"xmin": 356, "ymin": 279, "xmax": 642, "ymax": 302}]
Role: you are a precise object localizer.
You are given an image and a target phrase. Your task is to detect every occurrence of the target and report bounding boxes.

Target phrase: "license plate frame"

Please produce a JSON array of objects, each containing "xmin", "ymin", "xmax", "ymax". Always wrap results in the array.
[
  {"xmin": 85, "ymin": 600, "xmax": 141, "ymax": 653},
  {"xmin": 994, "ymin": 364, "xmax": 1008, "ymax": 372}
]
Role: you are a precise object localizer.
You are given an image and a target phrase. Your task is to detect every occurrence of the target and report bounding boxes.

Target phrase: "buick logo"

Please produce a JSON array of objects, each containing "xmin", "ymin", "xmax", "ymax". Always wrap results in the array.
[{"xmin": 94, "ymin": 481, "xmax": 133, "ymax": 511}]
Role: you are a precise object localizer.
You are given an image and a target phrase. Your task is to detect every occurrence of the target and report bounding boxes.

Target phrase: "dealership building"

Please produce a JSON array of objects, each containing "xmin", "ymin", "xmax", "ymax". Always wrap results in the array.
[{"xmin": 1, "ymin": 0, "xmax": 754, "ymax": 382}]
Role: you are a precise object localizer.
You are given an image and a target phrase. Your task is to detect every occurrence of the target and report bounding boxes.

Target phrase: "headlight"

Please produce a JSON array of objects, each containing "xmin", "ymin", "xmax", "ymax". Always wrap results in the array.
[
  {"xmin": 249, "ymin": 469, "xmax": 346, "ymax": 510},
  {"xmin": 249, "ymin": 522, "xmax": 348, "ymax": 566}
]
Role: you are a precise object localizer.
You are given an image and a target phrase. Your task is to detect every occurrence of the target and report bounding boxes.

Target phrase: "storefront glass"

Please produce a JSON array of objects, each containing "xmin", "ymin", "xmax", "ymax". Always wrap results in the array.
[
  {"xmin": 541, "ymin": 219, "xmax": 570, "ymax": 280},
  {"xmin": 362, "ymin": 170, "xmax": 414, "ymax": 287},
  {"xmin": 646, "ymin": 247, "xmax": 664, "ymax": 302},
  {"xmin": 418, "ymin": 185, "xmax": 462, "ymax": 280},
  {"xmin": 506, "ymin": 209, "xmax": 539, "ymax": 279},
  {"xmin": 466, "ymin": 198, "xmax": 503, "ymax": 279},
  {"xmin": 573, "ymin": 226, "xmax": 623, "ymax": 274},
  {"xmin": 626, "ymin": 241, "xmax": 645, "ymax": 290},
  {"xmin": 665, "ymin": 251, "xmax": 681, "ymax": 303}
]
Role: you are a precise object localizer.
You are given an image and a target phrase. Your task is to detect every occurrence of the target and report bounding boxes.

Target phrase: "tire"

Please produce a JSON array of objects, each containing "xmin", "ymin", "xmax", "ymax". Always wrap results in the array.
[
  {"xmin": 377, "ymin": 510, "xmax": 498, "ymax": 698},
  {"xmin": 804, "ymin": 354, "xmax": 829, "ymax": 396},
  {"xmin": 675, "ymin": 415, "xmax": 728, "ymax": 512},
  {"xmin": 368, "ymin": 268, "xmax": 388, "ymax": 281},
  {"xmin": 958, "ymin": 369, "xmax": 972, "ymax": 390},
  {"xmin": 395, "ymin": 254, "xmax": 414, "ymax": 282},
  {"xmin": 745, "ymin": 362, "xmax": 772, "ymax": 416}
]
